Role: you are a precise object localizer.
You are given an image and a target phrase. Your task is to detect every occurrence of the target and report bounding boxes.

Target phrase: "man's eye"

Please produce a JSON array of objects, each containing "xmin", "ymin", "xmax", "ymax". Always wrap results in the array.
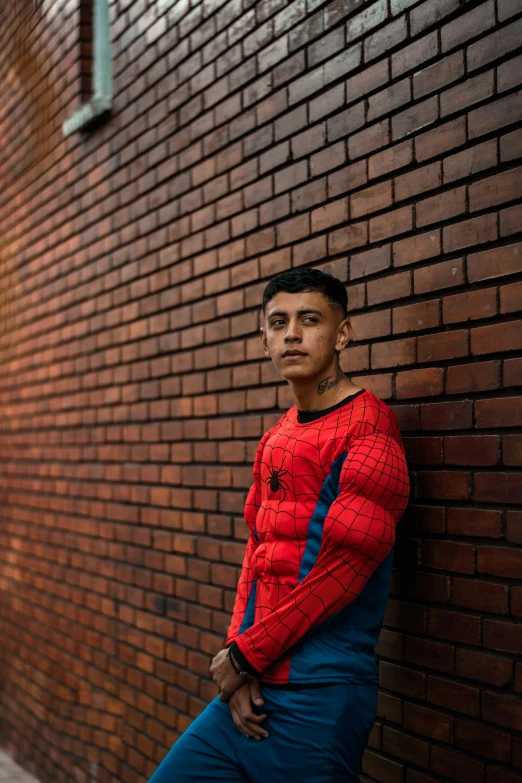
[
  {"xmin": 271, "ymin": 320, "xmax": 284, "ymax": 326},
  {"xmin": 304, "ymin": 317, "xmax": 317, "ymax": 323}
]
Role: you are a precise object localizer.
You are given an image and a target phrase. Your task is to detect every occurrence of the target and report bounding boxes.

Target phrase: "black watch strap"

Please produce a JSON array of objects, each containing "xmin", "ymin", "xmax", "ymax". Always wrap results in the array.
[{"xmin": 227, "ymin": 641, "xmax": 260, "ymax": 677}]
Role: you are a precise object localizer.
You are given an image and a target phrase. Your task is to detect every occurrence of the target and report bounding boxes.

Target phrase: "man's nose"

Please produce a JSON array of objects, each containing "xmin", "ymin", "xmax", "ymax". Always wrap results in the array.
[{"xmin": 284, "ymin": 319, "xmax": 302, "ymax": 340}]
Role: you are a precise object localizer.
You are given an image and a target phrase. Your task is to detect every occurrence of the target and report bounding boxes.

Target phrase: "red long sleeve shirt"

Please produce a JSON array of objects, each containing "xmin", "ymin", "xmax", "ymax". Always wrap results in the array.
[{"xmin": 226, "ymin": 388, "xmax": 410, "ymax": 686}]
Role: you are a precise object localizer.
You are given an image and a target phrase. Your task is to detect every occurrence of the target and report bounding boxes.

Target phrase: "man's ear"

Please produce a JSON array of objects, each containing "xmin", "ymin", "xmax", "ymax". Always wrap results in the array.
[
  {"xmin": 336, "ymin": 317, "xmax": 352, "ymax": 353},
  {"xmin": 260, "ymin": 326, "xmax": 271, "ymax": 358}
]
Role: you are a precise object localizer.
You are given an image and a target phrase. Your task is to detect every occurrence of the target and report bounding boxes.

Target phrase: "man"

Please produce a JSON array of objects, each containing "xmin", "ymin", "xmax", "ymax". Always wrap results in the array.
[{"xmin": 148, "ymin": 268, "xmax": 410, "ymax": 783}]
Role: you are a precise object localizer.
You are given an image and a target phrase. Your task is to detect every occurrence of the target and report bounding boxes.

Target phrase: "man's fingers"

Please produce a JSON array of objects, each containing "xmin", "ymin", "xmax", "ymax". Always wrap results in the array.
[
  {"xmin": 249, "ymin": 678, "xmax": 264, "ymax": 706},
  {"xmin": 241, "ymin": 710, "xmax": 267, "ymax": 725},
  {"xmin": 230, "ymin": 708, "xmax": 263, "ymax": 739}
]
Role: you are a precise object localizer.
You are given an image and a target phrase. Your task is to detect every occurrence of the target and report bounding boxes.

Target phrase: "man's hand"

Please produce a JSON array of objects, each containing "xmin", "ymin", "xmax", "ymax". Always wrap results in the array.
[
  {"xmin": 228, "ymin": 678, "xmax": 269, "ymax": 740},
  {"xmin": 210, "ymin": 648, "xmax": 246, "ymax": 702}
]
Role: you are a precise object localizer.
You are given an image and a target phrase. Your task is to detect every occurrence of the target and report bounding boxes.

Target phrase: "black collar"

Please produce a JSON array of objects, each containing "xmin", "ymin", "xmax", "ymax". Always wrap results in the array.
[{"xmin": 297, "ymin": 388, "xmax": 366, "ymax": 423}]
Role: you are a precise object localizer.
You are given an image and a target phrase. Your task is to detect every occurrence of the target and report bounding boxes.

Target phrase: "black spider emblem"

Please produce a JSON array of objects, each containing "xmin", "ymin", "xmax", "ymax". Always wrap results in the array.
[{"xmin": 264, "ymin": 454, "xmax": 291, "ymax": 501}]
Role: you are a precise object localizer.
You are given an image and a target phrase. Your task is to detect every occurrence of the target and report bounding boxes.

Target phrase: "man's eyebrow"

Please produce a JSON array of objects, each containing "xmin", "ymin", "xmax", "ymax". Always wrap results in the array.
[{"xmin": 267, "ymin": 308, "xmax": 324, "ymax": 318}]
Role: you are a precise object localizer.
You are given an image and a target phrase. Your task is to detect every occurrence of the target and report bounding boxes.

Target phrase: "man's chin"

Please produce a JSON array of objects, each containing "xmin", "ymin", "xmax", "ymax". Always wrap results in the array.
[{"xmin": 278, "ymin": 365, "xmax": 314, "ymax": 381}]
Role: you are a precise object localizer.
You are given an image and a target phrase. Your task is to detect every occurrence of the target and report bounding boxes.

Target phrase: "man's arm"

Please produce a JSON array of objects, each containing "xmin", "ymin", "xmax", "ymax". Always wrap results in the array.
[
  {"xmin": 225, "ymin": 426, "xmax": 274, "ymax": 646},
  {"xmin": 229, "ymin": 431, "xmax": 411, "ymax": 675}
]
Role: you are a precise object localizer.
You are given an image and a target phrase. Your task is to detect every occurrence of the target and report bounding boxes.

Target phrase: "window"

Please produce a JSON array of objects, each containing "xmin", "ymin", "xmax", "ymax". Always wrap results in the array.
[{"xmin": 62, "ymin": 0, "xmax": 112, "ymax": 136}]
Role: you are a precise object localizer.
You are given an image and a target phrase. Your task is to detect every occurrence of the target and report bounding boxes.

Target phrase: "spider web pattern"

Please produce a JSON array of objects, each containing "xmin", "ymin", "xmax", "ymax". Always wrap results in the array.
[{"xmin": 226, "ymin": 389, "xmax": 411, "ymax": 685}]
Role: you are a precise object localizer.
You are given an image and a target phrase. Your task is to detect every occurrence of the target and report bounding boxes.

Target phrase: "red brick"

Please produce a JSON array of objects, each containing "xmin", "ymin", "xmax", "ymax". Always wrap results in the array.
[
  {"xmin": 441, "ymin": 70, "xmax": 495, "ymax": 117},
  {"xmin": 474, "ymin": 472, "xmax": 522, "ymax": 504},
  {"xmin": 347, "ymin": 58, "xmax": 390, "ymax": 101},
  {"xmin": 350, "ymin": 309, "xmax": 392, "ymax": 341},
  {"xmin": 504, "ymin": 356, "xmax": 522, "ymax": 386},
  {"xmin": 393, "ymin": 229, "xmax": 441, "ymax": 267},
  {"xmin": 414, "ymin": 51, "xmax": 464, "ymax": 98},
  {"xmin": 441, "ymin": 0, "xmax": 495, "ymax": 51},
  {"xmin": 396, "ymin": 368, "xmax": 444, "ymax": 398},
  {"xmin": 443, "ymin": 287, "xmax": 498, "ymax": 324},
  {"xmin": 469, "ymin": 167, "xmax": 522, "ymax": 212},
  {"xmin": 311, "ymin": 199, "xmax": 348, "ymax": 232},
  {"xmin": 445, "ymin": 435, "xmax": 499, "ymax": 467},
  {"xmin": 487, "ymin": 767, "xmax": 522, "ymax": 783},
  {"xmin": 506, "ymin": 511, "xmax": 522, "ymax": 544},
  {"xmin": 502, "ymin": 203, "xmax": 522, "ymax": 236},
  {"xmin": 328, "ymin": 160, "xmax": 367, "ymax": 198},
  {"xmin": 472, "ymin": 321, "xmax": 522, "ymax": 356},
  {"xmin": 291, "ymin": 123, "xmax": 326, "ymax": 158},
  {"xmin": 393, "ymin": 299, "xmax": 440, "ymax": 334},
  {"xmin": 503, "ymin": 434, "xmax": 522, "ymax": 466},
  {"xmin": 367, "ymin": 270, "xmax": 411, "ymax": 305},
  {"xmin": 417, "ymin": 259, "xmax": 465, "ymax": 296},
  {"xmin": 446, "ymin": 360, "xmax": 500, "ymax": 394},
  {"xmin": 422, "ymin": 540, "xmax": 474, "ymax": 573},
  {"xmin": 482, "ymin": 691, "xmax": 522, "ymax": 731},
  {"xmin": 476, "ymin": 397, "xmax": 522, "ymax": 428},
  {"xmin": 351, "ymin": 244, "xmax": 391, "ymax": 279},
  {"xmin": 447, "ymin": 507, "xmax": 502, "ymax": 537},
  {"xmin": 380, "ymin": 662, "xmax": 426, "ymax": 698},
  {"xmin": 392, "ymin": 31, "xmax": 438, "ymax": 77},
  {"xmin": 346, "ymin": 0, "xmax": 388, "ymax": 43},
  {"xmin": 395, "ymin": 161, "xmax": 441, "ymax": 200},
  {"xmin": 427, "ymin": 675, "xmax": 479, "ymax": 716},
  {"xmin": 310, "ymin": 141, "xmax": 345, "ymax": 175},
  {"xmin": 383, "ymin": 727, "xmax": 429, "ymax": 768},
  {"xmin": 453, "ymin": 579, "xmax": 509, "ymax": 615},
  {"xmin": 327, "ymin": 102, "xmax": 365, "ymax": 142},
  {"xmin": 456, "ymin": 648, "xmax": 513, "ymax": 687},
  {"xmin": 349, "ymin": 119, "xmax": 390, "ymax": 159},
  {"xmin": 416, "ymin": 186, "xmax": 466, "ymax": 227},
  {"xmin": 421, "ymin": 400, "xmax": 473, "ymax": 430},
  {"xmin": 354, "ymin": 372, "xmax": 393, "ymax": 399},
  {"xmin": 328, "ymin": 221, "xmax": 368, "ymax": 254},
  {"xmin": 404, "ymin": 703, "xmax": 452, "ymax": 742},
  {"xmin": 392, "ymin": 96, "xmax": 438, "ymax": 141},
  {"xmin": 368, "ymin": 79, "xmax": 411, "ymax": 121},
  {"xmin": 468, "ymin": 242, "xmax": 522, "ymax": 282},
  {"xmin": 351, "ymin": 180, "xmax": 393, "ymax": 218},
  {"xmin": 477, "ymin": 546, "xmax": 522, "ymax": 579},
  {"xmin": 415, "ymin": 470, "xmax": 470, "ymax": 499},
  {"xmin": 371, "ymin": 337, "xmax": 416, "ymax": 369},
  {"xmin": 501, "ymin": 128, "xmax": 522, "ymax": 162},
  {"xmin": 431, "ymin": 745, "xmax": 485, "ymax": 783},
  {"xmin": 469, "ymin": 90, "xmax": 522, "ymax": 139},
  {"xmin": 341, "ymin": 344, "xmax": 370, "ymax": 373},
  {"xmin": 370, "ymin": 205, "xmax": 413, "ymax": 242},
  {"xmin": 443, "ymin": 214, "xmax": 498, "ymax": 253},
  {"xmin": 497, "ymin": 52, "xmax": 522, "ymax": 93},
  {"xmin": 404, "ymin": 636, "xmax": 454, "ymax": 675},
  {"xmin": 369, "ymin": 140, "xmax": 413, "ymax": 179},
  {"xmin": 410, "ymin": 0, "xmax": 460, "ymax": 37},
  {"xmin": 417, "ymin": 330, "xmax": 468, "ymax": 363},
  {"xmin": 362, "ymin": 751, "xmax": 404, "ymax": 783},
  {"xmin": 365, "ymin": 16, "xmax": 408, "ymax": 60},
  {"xmin": 483, "ymin": 619, "xmax": 522, "ymax": 655},
  {"xmin": 415, "ymin": 117, "xmax": 466, "ymax": 162},
  {"xmin": 291, "ymin": 178, "xmax": 327, "ymax": 212},
  {"xmin": 468, "ymin": 16, "xmax": 522, "ymax": 71},
  {"xmin": 403, "ymin": 436, "xmax": 444, "ymax": 465}
]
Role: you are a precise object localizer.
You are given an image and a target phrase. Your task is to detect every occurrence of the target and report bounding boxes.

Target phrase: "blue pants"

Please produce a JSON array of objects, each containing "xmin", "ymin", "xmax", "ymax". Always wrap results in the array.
[{"xmin": 148, "ymin": 681, "xmax": 378, "ymax": 783}]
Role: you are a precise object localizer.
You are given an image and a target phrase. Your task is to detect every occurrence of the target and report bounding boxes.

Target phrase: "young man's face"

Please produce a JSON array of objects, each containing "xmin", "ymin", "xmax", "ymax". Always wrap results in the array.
[{"xmin": 260, "ymin": 290, "xmax": 352, "ymax": 381}]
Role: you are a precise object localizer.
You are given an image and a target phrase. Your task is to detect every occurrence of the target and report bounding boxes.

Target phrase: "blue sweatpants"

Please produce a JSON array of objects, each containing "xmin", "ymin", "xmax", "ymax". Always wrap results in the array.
[{"xmin": 147, "ymin": 681, "xmax": 378, "ymax": 783}]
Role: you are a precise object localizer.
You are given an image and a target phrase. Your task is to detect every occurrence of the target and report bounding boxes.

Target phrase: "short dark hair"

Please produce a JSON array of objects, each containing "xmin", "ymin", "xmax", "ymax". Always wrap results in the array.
[{"xmin": 262, "ymin": 268, "xmax": 348, "ymax": 318}]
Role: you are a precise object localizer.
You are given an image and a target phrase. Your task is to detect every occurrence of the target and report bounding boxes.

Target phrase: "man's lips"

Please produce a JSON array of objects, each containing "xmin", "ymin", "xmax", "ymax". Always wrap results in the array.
[{"xmin": 283, "ymin": 351, "xmax": 307, "ymax": 357}]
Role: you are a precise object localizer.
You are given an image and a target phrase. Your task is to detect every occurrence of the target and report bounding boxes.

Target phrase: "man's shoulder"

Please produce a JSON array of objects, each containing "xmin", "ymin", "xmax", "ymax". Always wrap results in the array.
[{"xmin": 338, "ymin": 388, "xmax": 402, "ymax": 442}]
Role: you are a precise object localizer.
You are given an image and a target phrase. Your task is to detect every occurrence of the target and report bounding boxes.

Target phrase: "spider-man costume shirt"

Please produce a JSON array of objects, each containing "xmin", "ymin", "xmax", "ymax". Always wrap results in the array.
[{"xmin": 226, "ymin": 388, "xmax": 411, "ymax": 687}]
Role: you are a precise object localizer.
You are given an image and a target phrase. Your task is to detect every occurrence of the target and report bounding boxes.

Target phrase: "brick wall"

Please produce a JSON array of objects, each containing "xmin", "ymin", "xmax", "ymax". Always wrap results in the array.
[{"xmin": 0, "ymin": 0, "xmax": 521, "ymax": 782}]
